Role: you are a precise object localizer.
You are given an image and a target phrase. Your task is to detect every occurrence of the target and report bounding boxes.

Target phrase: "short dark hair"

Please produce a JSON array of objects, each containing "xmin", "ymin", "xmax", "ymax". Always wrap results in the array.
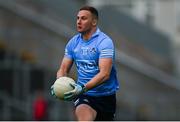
[{"xmin": 79, "ymin": 6, "xmax": 98, "ymax": 20}]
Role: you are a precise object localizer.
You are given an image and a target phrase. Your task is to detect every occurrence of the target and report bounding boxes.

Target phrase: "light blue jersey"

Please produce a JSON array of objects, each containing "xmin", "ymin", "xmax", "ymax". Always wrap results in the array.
[{"xmin": 65, "ymin": 28, "xmax": 119, "ymax": 96}]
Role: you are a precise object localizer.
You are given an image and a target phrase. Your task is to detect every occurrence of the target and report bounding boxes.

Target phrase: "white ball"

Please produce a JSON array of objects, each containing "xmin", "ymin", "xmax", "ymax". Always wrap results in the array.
[{"xmin": 53, "ymin": 76, "xmax": 75, "ymax": 100}]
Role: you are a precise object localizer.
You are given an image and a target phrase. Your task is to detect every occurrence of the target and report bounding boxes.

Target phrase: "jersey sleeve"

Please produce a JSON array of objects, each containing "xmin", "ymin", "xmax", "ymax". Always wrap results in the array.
[
  {"xmin": 99, "ymin": 38, "xmax": 114, "ymax": 58},
  {"xmin": 98, "ymin": 38, "xmax": 114, "ymax": 58},
  {"xmin": 64, "ymin": 38, "xmax": 74, "ymax": 59}
]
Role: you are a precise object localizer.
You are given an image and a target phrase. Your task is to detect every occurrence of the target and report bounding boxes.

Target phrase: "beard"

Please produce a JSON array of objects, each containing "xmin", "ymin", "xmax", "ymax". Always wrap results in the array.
[{"xmin": 78, "ymin": 27, "xmax": 92, "ymax": 35}]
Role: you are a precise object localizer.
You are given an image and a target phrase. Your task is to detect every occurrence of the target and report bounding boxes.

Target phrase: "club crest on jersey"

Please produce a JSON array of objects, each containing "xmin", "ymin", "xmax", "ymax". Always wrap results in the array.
[{"xmin": 90, "ymin": 47, "xmax": 96, "ymax": 54}]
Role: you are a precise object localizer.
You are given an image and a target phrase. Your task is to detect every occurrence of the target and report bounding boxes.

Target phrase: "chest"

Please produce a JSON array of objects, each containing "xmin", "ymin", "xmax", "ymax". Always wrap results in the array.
[{"xmin": 73, "ymin": 41, "xmax": 99, "ymax": 60}]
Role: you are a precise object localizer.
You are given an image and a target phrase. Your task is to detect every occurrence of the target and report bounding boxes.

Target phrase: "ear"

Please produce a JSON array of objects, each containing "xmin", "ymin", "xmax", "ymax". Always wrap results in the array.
[{"xmin": 92, "ymin": 19, "xmax": 97, "ymax": 26}]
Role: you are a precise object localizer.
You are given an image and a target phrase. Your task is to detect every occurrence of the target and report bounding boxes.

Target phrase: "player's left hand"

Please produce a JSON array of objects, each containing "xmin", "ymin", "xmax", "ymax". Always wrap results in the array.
[{"xmin": 64, "ymin": 83, "xmax": 85, "ymax": 101}]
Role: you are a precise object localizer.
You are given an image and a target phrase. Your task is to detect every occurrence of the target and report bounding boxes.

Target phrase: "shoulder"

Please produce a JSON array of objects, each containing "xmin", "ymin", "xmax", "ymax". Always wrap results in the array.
[
  {"xmin": 69, "ymin": 33, "xmax": 80, "ymax": 42},
  {"xmin": 95, "ymin": 30, "xmax": 115, "ymax": 51},
  {"xmin": 97, "ymin": 31, "xmax": 114, "ymax": 46},
  {"xmin": 67, "ymin": 33, "xmax": 80, "ymax": 45},
  {"xmin": 98, "ymin": 31, "xmax": 113, "ymax": 43}
]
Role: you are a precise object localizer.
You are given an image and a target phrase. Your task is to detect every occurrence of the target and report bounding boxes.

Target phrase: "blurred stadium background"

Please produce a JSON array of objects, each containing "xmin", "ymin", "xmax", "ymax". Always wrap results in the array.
[{"xmin": 0, "ymin": 0, "xmax": 180, "ymax": 120}]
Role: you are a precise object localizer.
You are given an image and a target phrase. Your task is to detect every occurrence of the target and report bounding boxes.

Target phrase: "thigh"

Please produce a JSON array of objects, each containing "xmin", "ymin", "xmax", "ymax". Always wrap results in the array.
[
  {"xmin": 73, "ymin": 94, "xmax": 116, "ymax": 121},
  {"xmin": 73, "ymin": 95, "xmax": 97, "ymax": 121},
  {"xmin": 93, "ymin": 94, "xmax": 116, "ymax": 121},
  {"xmin": 75, "ymin": 104, "xmax": 97, "ymax": 121}
]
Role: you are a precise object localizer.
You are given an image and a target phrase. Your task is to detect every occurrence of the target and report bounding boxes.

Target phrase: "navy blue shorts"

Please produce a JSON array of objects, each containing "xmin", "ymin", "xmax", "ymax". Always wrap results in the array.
[{"xmin": 73, "ymin": 94, "xmax": 116, "ymax": 121}]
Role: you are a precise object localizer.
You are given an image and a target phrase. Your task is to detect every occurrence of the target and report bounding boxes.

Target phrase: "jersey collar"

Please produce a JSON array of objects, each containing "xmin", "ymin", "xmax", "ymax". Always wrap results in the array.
[{"xmin": 91, "ymin": 27, "xmax": 100, "ymax": 38}]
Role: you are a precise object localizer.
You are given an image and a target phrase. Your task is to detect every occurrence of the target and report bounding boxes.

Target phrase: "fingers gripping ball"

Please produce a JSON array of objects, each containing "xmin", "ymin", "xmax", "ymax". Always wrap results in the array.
[{"xmin": 52, "ymin": 77, "xmax": 75, "ymax": 100}]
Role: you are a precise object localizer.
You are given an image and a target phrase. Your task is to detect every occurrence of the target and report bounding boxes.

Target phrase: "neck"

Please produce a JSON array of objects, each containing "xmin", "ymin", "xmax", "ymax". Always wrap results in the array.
[{"xmin": 82, "ymin": 27, "xmax": 97, "ymax": 40}]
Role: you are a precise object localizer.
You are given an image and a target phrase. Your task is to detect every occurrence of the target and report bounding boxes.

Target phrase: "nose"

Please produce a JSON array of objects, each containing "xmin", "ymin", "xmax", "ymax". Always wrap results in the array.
[{"xmin": 77, "ymin": 18, "xmax": 81, "ymax": 25}]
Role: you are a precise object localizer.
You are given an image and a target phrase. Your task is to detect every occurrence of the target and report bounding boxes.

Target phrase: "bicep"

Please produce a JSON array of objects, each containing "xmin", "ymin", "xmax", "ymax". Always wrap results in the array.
[{"xmin": 99, "ymin": 58, "xmax": 112, "ymax": 75}]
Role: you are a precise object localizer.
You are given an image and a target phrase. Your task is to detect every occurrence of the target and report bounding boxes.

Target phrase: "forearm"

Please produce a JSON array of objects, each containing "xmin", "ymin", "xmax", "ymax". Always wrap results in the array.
[
  {"xmin": 56, "ymin": 57, "xmax": 73, "ymax": 79},
  {"xmin": 84, "ymin": 58, "xmax": 112, "ymax": 91},
  {"xmin": 84, "ymin": 71, "xmax": 110, "ymax": 90},
  {"xmin": 56, "ymin": 69, "xmax": 68, "ymax": 78}
]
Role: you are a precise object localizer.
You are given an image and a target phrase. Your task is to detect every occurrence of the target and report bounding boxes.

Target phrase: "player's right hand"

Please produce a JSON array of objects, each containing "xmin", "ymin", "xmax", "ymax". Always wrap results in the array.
[{"xmin": 50, "ymin": 85, "xmax": 58, "ymax": 99}]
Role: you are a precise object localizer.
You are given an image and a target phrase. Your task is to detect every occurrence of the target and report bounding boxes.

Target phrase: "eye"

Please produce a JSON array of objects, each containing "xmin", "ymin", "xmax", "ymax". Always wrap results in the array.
[{"xmin": 81, "ymin": 16, "xmax": 87, "ymax": 20}]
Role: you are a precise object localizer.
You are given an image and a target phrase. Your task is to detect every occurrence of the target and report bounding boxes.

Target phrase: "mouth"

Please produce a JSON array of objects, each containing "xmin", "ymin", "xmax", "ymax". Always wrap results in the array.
[
  {"xmin": 77, "ymin": 26, "xmax": 82, "ymax": 30},
  {"xmin": 77, "ymin": 25, "xmax": 81, "ymax": 28}
]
